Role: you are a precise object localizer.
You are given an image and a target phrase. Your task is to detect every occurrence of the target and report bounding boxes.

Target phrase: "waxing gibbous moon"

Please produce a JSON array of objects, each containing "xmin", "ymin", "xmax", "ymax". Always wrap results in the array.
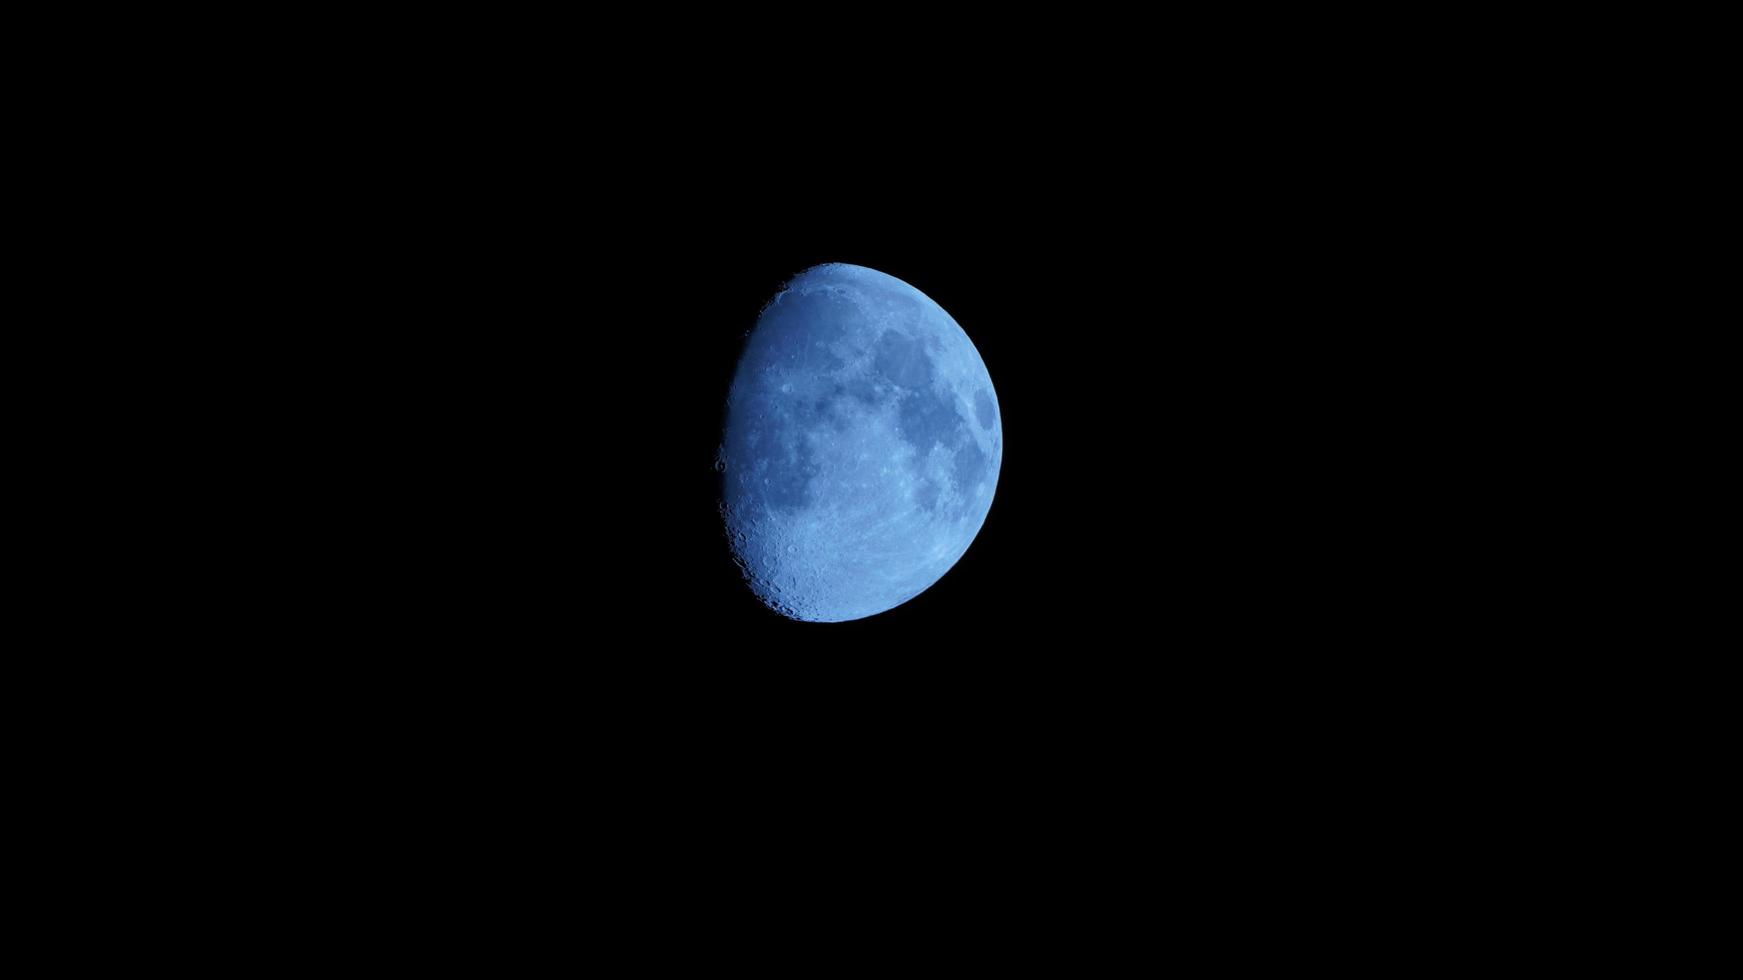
[{"xmin": 719, "ymin": 264, "xmax": 1002, "ymax": 622}]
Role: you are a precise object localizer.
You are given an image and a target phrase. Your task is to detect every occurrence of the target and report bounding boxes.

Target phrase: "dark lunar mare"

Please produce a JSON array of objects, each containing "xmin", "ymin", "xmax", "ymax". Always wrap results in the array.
[{"xmin": 875, "ymin": 328, "xmax": 990, "ymax": 513}]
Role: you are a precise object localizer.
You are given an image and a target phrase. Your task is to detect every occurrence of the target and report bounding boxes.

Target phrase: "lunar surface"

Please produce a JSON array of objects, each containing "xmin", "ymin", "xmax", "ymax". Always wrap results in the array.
[{"xmin": 719, "ymin": 263, "xmax": 1002, "ymax": 622}]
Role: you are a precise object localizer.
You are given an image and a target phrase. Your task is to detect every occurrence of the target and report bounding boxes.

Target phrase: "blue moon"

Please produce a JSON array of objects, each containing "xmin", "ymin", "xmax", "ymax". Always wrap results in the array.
[{"xmin": 719, "ymin": 264, "xmax": 1002, "ymax": 622}]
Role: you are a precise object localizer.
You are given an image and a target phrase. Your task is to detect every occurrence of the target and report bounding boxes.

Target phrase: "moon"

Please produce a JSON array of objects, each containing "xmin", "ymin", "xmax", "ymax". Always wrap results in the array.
[{"xmin": 719, "ymin": 263, "xmax": 1002, "ymax": 622}]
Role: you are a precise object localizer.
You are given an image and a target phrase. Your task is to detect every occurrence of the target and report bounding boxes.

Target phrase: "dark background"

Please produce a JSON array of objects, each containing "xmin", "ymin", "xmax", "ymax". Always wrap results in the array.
[
  {"xmin": 242, "ymin": 110, "xmax": 1519, "ymax": 874},
  {"xmin": 101, "ymin": 27, "xmax": 1600, "ymax": 937},
  {"xmin": 249, "ymin": 182, "xmax": 1503, "ymax": 904}
]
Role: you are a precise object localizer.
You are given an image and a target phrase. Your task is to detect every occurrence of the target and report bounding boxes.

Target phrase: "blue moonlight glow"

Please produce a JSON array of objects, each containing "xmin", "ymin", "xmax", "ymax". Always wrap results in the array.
[{"xmin": 719, "ymin": 264, "xmax": 1002, "ymax": 622}]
